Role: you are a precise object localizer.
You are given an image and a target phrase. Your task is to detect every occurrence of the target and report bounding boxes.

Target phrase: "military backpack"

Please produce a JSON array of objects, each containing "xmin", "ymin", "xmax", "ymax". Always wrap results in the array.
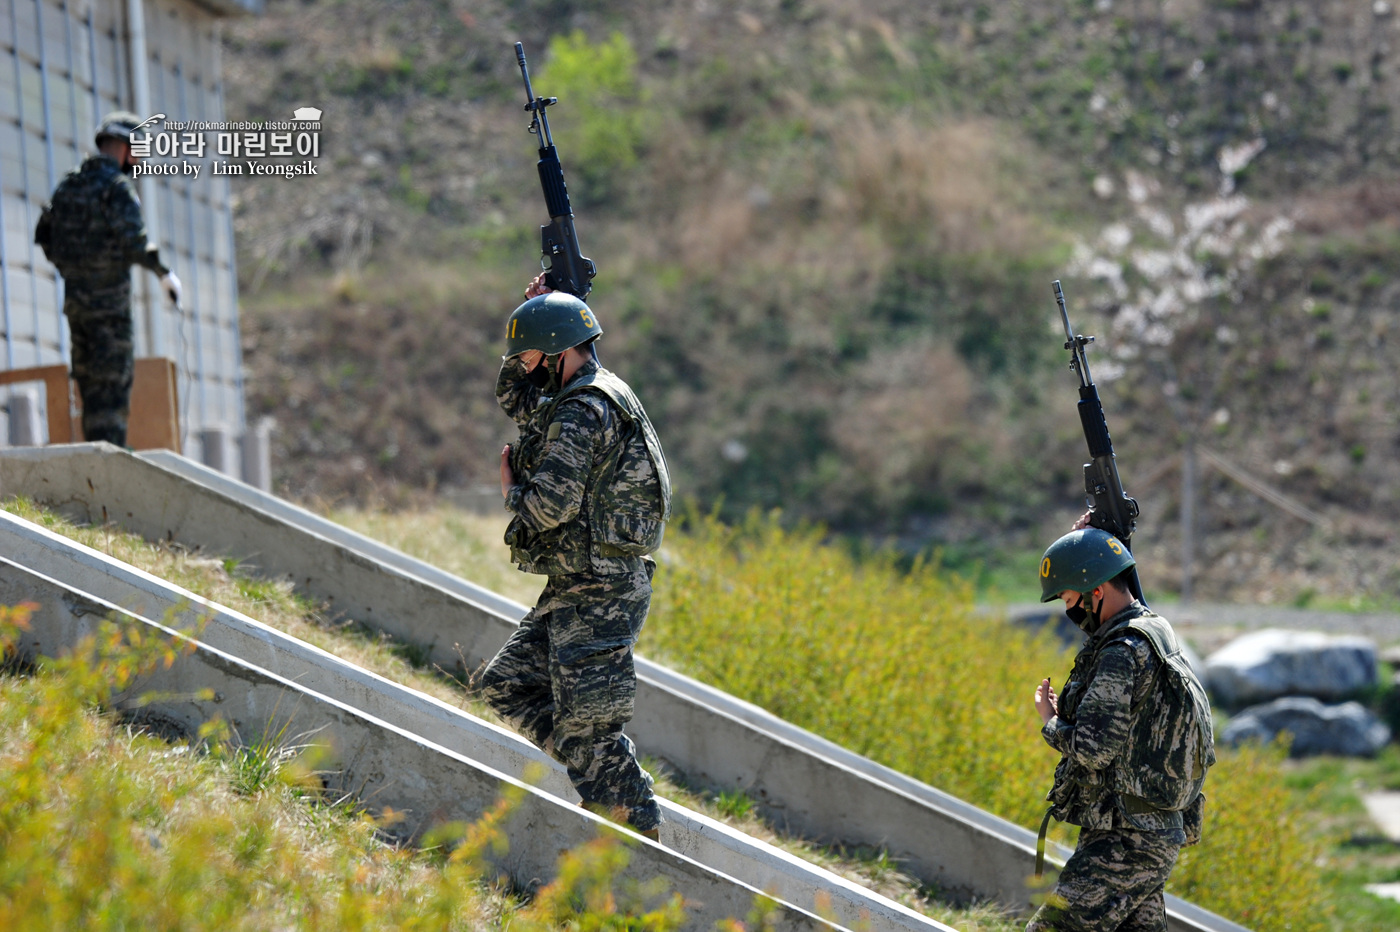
[
  {"xmin": 34, "ymin": 159, "xmax": 115, "ymax": 273},
  {"xmin": 1104, "ymin": 615, "xmax": 1216, "ymax": 819}
]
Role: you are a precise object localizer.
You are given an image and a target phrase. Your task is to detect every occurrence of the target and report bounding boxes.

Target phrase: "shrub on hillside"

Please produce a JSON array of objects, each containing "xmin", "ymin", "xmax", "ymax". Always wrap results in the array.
[{"xmin": 540, "ymin": 30, "xmax": 648, "ymax": 205}]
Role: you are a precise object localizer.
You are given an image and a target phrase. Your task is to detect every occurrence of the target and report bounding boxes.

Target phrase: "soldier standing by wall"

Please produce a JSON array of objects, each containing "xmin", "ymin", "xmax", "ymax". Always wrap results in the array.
[
  {"xmin": 1028, "ymin": 527, "xmax": 1214, "ymax": 932},
  {"xmin": 475, "ymin": 275, "xmax": 670, "ymax": 842},
  {"xmin": 35, "ymin": 111, "xmax": 181, "ymax": 446}
]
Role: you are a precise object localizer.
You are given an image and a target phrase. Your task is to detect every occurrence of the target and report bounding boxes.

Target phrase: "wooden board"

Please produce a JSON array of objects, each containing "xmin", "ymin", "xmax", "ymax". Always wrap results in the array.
[
  {"xmin": 0, "ymin": 364, "xmax": 74, "ymax": 444},
  {"xmin": 0, "ymin": 358, "xmax": 180, "ymax": 452},
  {"xmin": 127, "ymin": 358, "xmax": 182, "ymax": 453}
]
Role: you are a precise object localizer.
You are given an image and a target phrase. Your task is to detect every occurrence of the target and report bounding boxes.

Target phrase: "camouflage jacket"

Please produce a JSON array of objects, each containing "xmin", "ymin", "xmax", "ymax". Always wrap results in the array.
[
  {"xmin": 498, "ymin": 355, "xmax": 651, "ymax": 599},
  {"xmin": 1043, "ymin": 603, "xmax": 1188, "ymax": 841},
  {"xmin": 40, "ymin": 154, "xmax": 167, "ymax": 288}
]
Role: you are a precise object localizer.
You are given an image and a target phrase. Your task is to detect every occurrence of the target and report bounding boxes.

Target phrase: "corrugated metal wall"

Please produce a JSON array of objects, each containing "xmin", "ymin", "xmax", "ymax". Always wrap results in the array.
[{"xmin": 0, "ymin": 0, "xmax": 246, "ymax": 456}]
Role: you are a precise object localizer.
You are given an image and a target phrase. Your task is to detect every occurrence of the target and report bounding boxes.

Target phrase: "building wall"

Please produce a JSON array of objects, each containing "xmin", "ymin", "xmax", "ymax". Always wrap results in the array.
[
  {"xmin": 142, "ymin": 0, "xmax": 244, "ymax": 446},
  {"xmin": 0, "ymin": 0, "xmax": 249, "ymax": 456}
]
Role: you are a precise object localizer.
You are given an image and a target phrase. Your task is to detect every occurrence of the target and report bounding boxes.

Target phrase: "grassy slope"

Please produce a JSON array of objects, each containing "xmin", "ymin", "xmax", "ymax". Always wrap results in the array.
[
  {"xmin": 326, "ymin": 502, "xmax": 1394, "ymax": 932},
  {"xmin": 0, "ymin": 498, "xmax": 1024, "ymax": 931},
  {"xmin": 10, "ymin": 491, "xmax": 1400, "ymax": 928}
]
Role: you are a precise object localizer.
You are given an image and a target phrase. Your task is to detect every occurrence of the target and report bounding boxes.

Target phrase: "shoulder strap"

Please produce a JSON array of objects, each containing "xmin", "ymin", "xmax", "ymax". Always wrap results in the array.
[
  {"xmin": 1115, "ymin": 616, "xmax": 1177, "ymax": 662},
  {"xmin": 543, "ymin": 368, "xmax": 672, "ymax": 518}
]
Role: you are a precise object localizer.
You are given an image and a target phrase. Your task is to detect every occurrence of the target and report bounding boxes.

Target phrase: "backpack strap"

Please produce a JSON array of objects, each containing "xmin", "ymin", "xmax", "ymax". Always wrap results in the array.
[
  {"xmin": 543, "ymin": 368, "xmax": 671, "ymax": 519},
  {"xmin": 1035, "ymin": 806, "xmax": 1056, "ymax": 878}
]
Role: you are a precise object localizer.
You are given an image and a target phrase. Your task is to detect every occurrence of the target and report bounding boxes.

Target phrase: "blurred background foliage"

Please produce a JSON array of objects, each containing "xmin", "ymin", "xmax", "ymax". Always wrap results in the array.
[{"xmin": 227, "ymin": 0, "xmax": 1400, "ymax": 603}]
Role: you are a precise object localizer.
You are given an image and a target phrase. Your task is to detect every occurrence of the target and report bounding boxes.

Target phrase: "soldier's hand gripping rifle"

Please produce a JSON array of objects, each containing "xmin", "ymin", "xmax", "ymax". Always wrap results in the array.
[
  {"xmin": 1053, "ymin": 280, "xmax": 1146, "ymax": 604},
  {"xmin": 514, "ymin": 42, "xmax": 596, "ymax": 299}
]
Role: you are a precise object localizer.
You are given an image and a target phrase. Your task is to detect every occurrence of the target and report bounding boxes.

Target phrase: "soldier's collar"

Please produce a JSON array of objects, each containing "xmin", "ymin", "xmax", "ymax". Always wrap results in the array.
[
  {"xmin": 1087, "ymin": 600, "xmax": 1148, "ymax": 643},
  {"xmin": 564, "ymin": 357, "xmax": 600, "ymax": 385}
]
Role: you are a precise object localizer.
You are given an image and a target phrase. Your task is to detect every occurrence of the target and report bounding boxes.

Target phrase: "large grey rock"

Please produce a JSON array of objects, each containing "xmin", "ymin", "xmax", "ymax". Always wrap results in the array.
[
  {"xmin": 1204, "ymin": 628, "xmax": 1377, "ymax": 707},
  {"xmin": 1220, "ymin": 697, "xmax": 1390, "ymax": 757}
]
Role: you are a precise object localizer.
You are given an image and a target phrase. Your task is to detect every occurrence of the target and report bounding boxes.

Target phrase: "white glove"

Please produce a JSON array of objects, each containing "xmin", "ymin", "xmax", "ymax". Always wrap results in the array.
[{"xmin": 161, "ymin": 271, "xmax": 182, "ymax": 308}]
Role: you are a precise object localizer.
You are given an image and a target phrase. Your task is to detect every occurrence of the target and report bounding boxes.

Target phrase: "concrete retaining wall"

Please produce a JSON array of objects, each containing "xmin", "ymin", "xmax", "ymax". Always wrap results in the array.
[
  {"xmin": 0, "ymin": 445, "xmax": 1249, "ymax": 932},
  {"xmin": 0, "ymin": 556, "xmax": 840, "ymax": 932},
  {"xmin": 0, "ymin": 509, "xmax": 948, "ymax": 932}
]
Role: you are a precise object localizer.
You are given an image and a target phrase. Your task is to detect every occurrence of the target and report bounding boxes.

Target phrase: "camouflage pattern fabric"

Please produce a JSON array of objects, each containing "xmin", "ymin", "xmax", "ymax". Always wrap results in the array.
[
  {"xmin": 40, "ymin": 153, "xmax": 169, "ymax": 449},
  {"xmin": 499, "ymin": 355, "xmax": 659, "ymax": 582},
  {"xmin": 1103, "ymin": 616, "xmax": 1215, "ymax": 817},
  {"xmin": 543, "ymin": 368, "xmax": 671, "ymax": 558},
  {"xmin": 65, "ymin": 281, "xmax": 134, "ymax": 446},
  {"xmin": 1033, "ymin": 603, "xmax": 1193, "ymax": 931},
  {"xmin": 476, "ymin": 588, "xmax": 660, "ymax": 832},
  {"xmin": 1025, "ymin": 827, "xmax": 1178, "ymax": 932},
  {"xmin": 479, "ymin": 354, "xmax": 662, "ymax": 832},
  {"xmin": 1042, "ymin": 604, "xmax": 1190, "ymax": 839},
  {"xmin": 43, "ymin": 154, "xmax": 167, "ymax": 286}
]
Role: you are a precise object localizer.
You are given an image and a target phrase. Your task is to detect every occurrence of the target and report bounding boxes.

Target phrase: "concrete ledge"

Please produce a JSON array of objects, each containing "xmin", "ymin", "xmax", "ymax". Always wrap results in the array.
[
  {"xmin": 0, "ymin": 508, "xmax": 947, "ymax": 932},
  {"xmin": 139, "ymin": 448, "xmax": 529, "ymax": 620},
  {"xmin": 0, "ymin": 557, "xmax": 839, "ymax": 932},
  {"xmin": 140, "ymin": 452, "xmax": 1057, "ymax": 845},
  {"xmin": 0, "ymin": 445, "xmax": 1250, "ymax": 931}
]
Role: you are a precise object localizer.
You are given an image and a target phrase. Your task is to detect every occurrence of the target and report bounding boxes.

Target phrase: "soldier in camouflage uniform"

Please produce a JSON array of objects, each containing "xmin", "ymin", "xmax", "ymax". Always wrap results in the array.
[
  {"xmin": 475, "ymin": 278, "xmax": 665, "ymax": 840},
  {"xmin": 1028, "ymin": 527, "xmax": 1213, "ymax": 932},
  {"xmin": 35, "ymin": 111, "xmax": 181, "ymax": 446}
]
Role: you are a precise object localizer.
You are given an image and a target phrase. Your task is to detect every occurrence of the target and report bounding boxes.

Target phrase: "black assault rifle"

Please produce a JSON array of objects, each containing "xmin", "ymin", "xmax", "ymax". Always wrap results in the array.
[
  {"xmin": 1053, "ymin": 280, "xmax": 1145, "ymax": 604},
  {"xmin": 514, "ymin": 42, "xmax": 596, "ymax": 299}
]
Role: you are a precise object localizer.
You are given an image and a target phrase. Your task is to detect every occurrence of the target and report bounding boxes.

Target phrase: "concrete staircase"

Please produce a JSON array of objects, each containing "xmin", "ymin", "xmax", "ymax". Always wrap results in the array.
[{"xmin": 0, "ymin": 444, "xmax": 1249, "ymax": 932}]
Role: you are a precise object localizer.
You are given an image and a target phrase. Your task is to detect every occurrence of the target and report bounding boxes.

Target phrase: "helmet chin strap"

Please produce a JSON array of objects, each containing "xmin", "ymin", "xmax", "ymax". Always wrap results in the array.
[
  {"xmin": 1066, "ymin": 589, "xmax": 1104, "ymax": 634},
  {"xmin": 525, "ymin": 351, "xmax": 566, "ymax": 392},
  {"xmin": 544, "ymin": 352, "xmax": 565, "ymax": 392}
]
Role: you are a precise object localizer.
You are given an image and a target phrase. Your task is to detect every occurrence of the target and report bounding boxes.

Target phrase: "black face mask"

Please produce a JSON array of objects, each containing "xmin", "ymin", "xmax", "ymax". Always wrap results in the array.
[
  {"xmin": 1066, "ymin": 591, "xmax": 1102, "ymax": 634},
  {"xmin": 526, "ymin": 353, "xmax": 563, "ymax": 392}
]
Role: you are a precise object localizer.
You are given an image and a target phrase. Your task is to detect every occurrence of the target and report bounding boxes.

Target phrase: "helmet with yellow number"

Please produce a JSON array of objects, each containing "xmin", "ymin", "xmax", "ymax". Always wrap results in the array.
[
  {"xmin": 503, "ymin": 292, "xmax": 603, "ymax": 358},
  {"xmin": 1038, "ymin": 527, "xmax": 1136, "ymax": 603}
]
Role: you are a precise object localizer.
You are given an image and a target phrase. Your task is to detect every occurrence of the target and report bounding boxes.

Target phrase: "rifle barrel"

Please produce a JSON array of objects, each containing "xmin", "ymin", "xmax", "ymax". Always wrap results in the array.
[
  {"xmin": 1054, "ymin": 280, "xmax": 1093, "ymax": 388},
  {"xmin": 515, "ymin": 43, "xmax": 555, "ymax": 147}
]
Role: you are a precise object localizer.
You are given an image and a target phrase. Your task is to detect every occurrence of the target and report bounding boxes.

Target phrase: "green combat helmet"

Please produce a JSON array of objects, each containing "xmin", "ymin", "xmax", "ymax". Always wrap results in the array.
[
  {"xmin": 94, "ymin": 111, "xmax": 144, "ymax": 146},
  {"xmin": 1039, "ymin": 527, "xmax": 1136, "ymax": 602},
  {"xmin": 503, "ymin": 291, "xmax": 603, "ymax": 358}
]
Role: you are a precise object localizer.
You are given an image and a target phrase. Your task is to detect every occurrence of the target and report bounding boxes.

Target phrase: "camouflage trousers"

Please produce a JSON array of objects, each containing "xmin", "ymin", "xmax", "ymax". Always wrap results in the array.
[
  {"xmin": 476, "ymin": 593, "xmax": 661, "ymax": 832},
  {"xmin": 64, "ymin": 281, "xmax": 134, "ymax": 447},
  {"xmin": 1026, "ymin": 828, "xmax": 1179, "ymax": 932}
]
